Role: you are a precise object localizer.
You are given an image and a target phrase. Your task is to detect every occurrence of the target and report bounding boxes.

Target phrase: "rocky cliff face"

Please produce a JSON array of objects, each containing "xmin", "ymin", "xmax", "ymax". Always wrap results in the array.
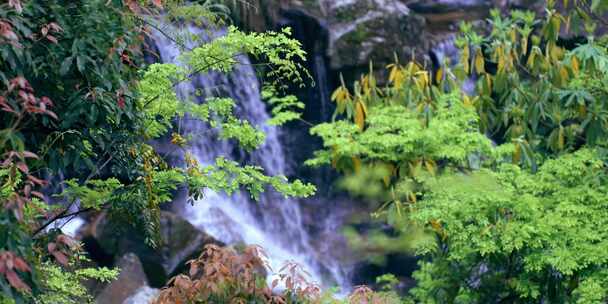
[
  {"xmin": 323, "ymin": 0, "xmax": 427, "ymax": 70},
  {"xmin": 234, "ymin": 0, "xmax": 545, "ymax": 74}
]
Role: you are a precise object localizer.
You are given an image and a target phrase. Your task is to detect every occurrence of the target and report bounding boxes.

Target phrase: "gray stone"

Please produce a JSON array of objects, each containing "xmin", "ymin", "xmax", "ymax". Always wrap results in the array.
[
  {"xmin": 96, "ymin": 253, "xmax": 148, "ymax": 304},
  {"xmin": 82, "ymin": 211, "xmax": 221, "ymax": 287}
]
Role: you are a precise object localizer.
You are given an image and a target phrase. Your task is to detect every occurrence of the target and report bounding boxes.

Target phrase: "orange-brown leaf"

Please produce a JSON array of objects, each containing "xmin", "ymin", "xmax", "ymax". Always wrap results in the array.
[{"xmin": 6, "ymin": 270, "xmax": 30, "ymax": 292}]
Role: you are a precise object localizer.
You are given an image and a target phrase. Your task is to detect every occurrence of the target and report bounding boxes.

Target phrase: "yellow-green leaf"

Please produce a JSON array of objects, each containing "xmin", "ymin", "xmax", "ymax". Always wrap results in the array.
[
  {"xmin": 474, "ymin": 49, "xmax": 485, "ymax": 74},
  {"xmin": 354, "ymin": 101, "xmax": 366, "ymax": 130}
]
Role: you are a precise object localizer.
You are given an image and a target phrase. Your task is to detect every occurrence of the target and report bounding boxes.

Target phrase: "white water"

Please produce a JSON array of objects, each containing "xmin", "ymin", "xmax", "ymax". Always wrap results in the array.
[
  {"xmin": 432, "ymin": 34, "xmax": 476, "ymax": 94},
  {"xmin": 149, "ymin": 22, "xmax": 349, "ymax": 290}
]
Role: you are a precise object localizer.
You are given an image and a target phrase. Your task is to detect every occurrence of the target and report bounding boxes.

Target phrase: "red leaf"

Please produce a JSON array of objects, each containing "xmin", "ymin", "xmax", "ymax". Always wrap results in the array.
[
  {"xmin": 40, "ymin": 96, "xmax": 53, "ymax": 106},
  {"xmin": 13, "ymin": 257, "xmax": 30, "ymax": 273},
  {"xmin": 10, "ymin": 77, "xmax": 30, "ymax": 91},
  {"xmin": 8, "ymin": 0, "xmax": 23, "ymax": 13},
  {"xmin": 0, "ymin": 28, "xmax": 18, "ymax": 41},
  {"xmin": 0, "ymin": 102, "xmax": 16, "ymax": 114},
  {"xmin": 6, "ymin": 270, "xmax": 30, "ymax": 292},
  {"xmin": 48, "ymin": 22, "xmax": 62, "ymax": 32},
  {"xmin": 27, "ymin": 175, "xmax": 46, "ymax": 185},
  {"xmin": 47, "ymin": 242, "xmax": 56, "ymax": 253},
  {"xmin": 21, "ymin": 151, "xmax": 38, "ymax": 159},
  {"xmin": 31, "ymin": 191, "xmax": 45, "ymax": 199},
  {"xmin": 125, "ymin": 0, "xmax": 140, "ymax": 12},
  {"xmin": 56, "ymin": 234, "xmax": 75, "ymax": 247},
  {"xmin": 117, "ymin": 96, "xmax": 125, "ymax": 109},
  {"xmin": 23, "ymin": 184, "xmax": 31, "ymax": 197},
  {"xmin": 152, "ymin": 0, "xmax": 163, "ymax": 8},
  {"xmin": 0, "ymin": 96, "xmax": 15, "ymax": 113},
  {"xmin": 17, "ymin": 90, "xmax": 29, "ymax": 102},
  {"xmin": 46, "ymin": 35, "xmax": 58, "ymax": 44},
  {"xmin": 52, "ymin": 251, "xmax": 69, "ymax": 266},
  {"xmin": 16, "ymin": 162, "xmax": 28, "ymax": 174},
  {"xmin": 45, "ymin": 110, "xmax": 58, "ymax": 120}
]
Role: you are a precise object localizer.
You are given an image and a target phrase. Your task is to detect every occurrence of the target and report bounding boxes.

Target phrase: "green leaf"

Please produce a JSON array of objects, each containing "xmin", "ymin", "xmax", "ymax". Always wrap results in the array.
[{"xmin": 59, "ymin": 56, "xmax": 74, "ymax": 75}]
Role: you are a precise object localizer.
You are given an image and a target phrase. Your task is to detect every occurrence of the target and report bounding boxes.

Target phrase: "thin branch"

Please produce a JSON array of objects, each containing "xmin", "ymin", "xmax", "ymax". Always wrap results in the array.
[
  {"xmin": 298, "ymin": 118, "xmax": 314, "ymax": 127},
  {"xmin": 32, "ymin": 205, "xmax": 106, "ymax": 237},
  {"xmin": 143, "ymin": 54, "xmax": 241, "ymax": 107},
  {"xmin": 84, "ymin": 154, "xmax": 114, "ymax": 182}
]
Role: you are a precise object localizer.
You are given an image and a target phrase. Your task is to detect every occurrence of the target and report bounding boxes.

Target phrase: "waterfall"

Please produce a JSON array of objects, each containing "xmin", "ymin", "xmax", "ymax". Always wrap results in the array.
[
  {"xmin": 149, "ymin": 22, "xmax": 350, "ymax": 290},
  {"xmin": 313, "ymin": 49, "xmax": 331, "ymax": 122},
  {"xmin": 431, "ymin": 34, "xmax": 476, "ymax": 94}
]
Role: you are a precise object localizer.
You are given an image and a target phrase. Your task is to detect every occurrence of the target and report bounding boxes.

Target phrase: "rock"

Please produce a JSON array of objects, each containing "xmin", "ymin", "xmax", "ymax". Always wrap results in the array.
[
  {"xmin": 237, "ymin": 0, "xmax": 547, "ymax": 74},
  {"xmin": 96, "ymin": 253, "xmax": 148, "ymax": 304},
  {"xmin": 407, "ymin": 0, "xmax": 492, "ymax": 36},
  {"xmin": 234, "ymin": 0, "xmax": 429, "ymax": 72},
  {"xmin": 407, "ymin": 0, "xmax": 490, "ymax": 14},
  {"xmin": 122, "ymin": 286, "xmax": 160, "ymax": 304},
  {"xmin": 351, "ymin": 253, "xmax": 419, "ymax": 295},
  {"xmin": 324, "ymin": 0, "xmax": 428, "ymax": 70},
  {"xmin": 276, "ymin": 0, "xmax": 428, "ymax": 70},
  {"xmin": 82, "ymin": 211, "xmax": 221, "ymax": 287}
]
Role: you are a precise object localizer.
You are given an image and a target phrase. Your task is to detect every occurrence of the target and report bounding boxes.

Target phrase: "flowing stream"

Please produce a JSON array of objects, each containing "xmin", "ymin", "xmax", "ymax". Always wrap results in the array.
[{"xmin": 149, "ymin": 22, "xmax": 350, "ymax": 290}]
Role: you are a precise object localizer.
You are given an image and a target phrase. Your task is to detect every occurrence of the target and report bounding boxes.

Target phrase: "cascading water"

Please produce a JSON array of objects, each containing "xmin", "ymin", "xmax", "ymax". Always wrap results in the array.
[
  {"xmin": 431, "ymin": 35, "xmax": 476, "ymax": 94},
  {"xmin": 149, "ymin": 22, "xmax": 350, "ymax": 290}
]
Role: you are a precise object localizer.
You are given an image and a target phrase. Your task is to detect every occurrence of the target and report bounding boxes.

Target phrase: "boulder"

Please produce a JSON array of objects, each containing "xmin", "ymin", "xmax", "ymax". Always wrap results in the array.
[
  {"xmin": 274, "ymin": 0, "xmax": 428, "ymax": 70},
  {"xmin": 324, "ymin": 0, "xmax": 428, "ymax": 70},
  {"xmin": 351, "ymin": 253, "xmax": 419, "ymax": 296},
  {"xmin": 81, "ymin": 211, "xmax": 221, "ymax": 287},
  {"xmin": 96, "ymin": 253, "xmax": 148, "ymax": 304}
]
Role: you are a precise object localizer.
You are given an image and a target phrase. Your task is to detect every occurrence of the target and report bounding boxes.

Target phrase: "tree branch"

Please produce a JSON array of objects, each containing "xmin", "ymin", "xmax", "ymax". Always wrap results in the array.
[
  {"xmin": 143, "ymin": 54, "xmax": 241, "ymax": 108},
  {"xmin": 32, "ymin": 204, "xmax": 109, "ymax": 237}
]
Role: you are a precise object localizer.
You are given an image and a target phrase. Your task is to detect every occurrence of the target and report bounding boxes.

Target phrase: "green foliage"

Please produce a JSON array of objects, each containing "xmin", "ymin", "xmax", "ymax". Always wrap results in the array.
[
  {"xmin": 0, "ymin": 0, "xmax": 315, "ymax": 302},
  {"xmin": 186, "ymin": 155, "xmax": 315, "ymax": 201},
  {"xmin": 57, "ymin": 179, "xmax": 123, "ymax": 210},
  {"xmin": 165, "ymin": 1, "xmax": 232, "ymax": 27},
  {"xmin": 204, "ymin": 98, "xmax": 266, "ymax": 150},
  {"xmin": 35, "ymin": 256, "xmax": 118, "ymax": 304},
  {"xmin": 409, "ymin": 149, "xmax": 608, "ymax": 302},
  {"xmin": 454, "ymin": 4, "xmax": 608, "ymax": 160},
  {"xmin": 309, "ymin": 88, "xmax": 493, "ymax": 259},
  {"xmin": 139, "ymin": 25, "xmax": 309, "ymax": 140},
  {"xmin": 262, "ymin": 86, "xmax": 305, "ymax": 126},
  {"xmin": 310, "ymin": 1, "xmax": 608, "ymax": 302},
  {"xmin": 0, "ymin": 0, "xmax": 146, "ymax": 174},
  {"xmin": 308, "ymin": 93, "xmax": 492, "ymax": 167}
]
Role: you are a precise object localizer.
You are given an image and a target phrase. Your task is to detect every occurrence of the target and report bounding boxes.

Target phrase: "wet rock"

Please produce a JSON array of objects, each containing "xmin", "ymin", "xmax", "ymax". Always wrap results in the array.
[
  {"xmin": 407, "ymin": 0, "xmax": 491, "ymax": 36},
  {"xmin": 351, "ymin": 253, "xmax": 419, "ymax": 295},
  {"xmin": 239, "ymin": 0, "xmax": 428, "ymax": 72},
  {"xmin": 407, "ymin": 0, "xmax": 490, "ymax": 14},
  {"xmin": 96, "ymin": 253, "xmax": 148, "ymax": 304},
  {"xmin": 82, "ymin": 211, "xmax": 221, "ymax": 287},
  {"xmin": 241, "ymin": 0, "xmax": 547, "ymax": 73},
  {"xmin": 324, "ymin": 0, "xmax": 428, "ymax": 70}
]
